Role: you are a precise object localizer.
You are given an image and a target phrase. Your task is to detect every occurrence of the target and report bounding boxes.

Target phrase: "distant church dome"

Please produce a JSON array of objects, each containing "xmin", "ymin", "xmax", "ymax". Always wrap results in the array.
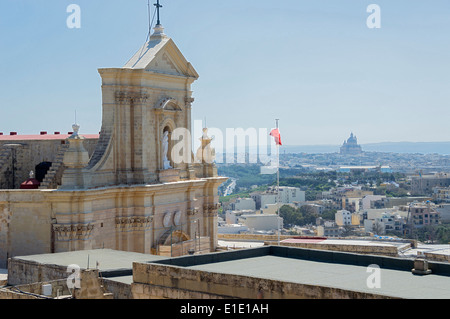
[{"xmin": 340, "ymin": 132, "xmax": 362, "ymax": 155}]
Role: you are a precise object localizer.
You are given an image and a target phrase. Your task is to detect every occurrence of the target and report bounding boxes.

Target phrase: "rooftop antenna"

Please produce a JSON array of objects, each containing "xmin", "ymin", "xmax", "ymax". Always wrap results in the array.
[{"xmin": 147, "ymin": 0, "xmax": 152, "ymax": 35}]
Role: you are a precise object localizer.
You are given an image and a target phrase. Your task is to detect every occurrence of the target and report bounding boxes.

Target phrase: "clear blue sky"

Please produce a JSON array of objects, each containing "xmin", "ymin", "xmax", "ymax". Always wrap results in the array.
[{"xmin": 1, "ymin": 0, "xmax": 449, "ymax": 146}]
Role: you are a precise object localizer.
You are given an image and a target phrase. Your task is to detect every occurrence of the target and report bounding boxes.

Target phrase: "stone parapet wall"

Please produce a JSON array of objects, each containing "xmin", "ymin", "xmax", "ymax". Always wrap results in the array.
[
  {"xmin": 425, "ymin": 252, "xmax": 450, "ymax": 263},
  {"xmin": 218, "ymin": 234, "xmax": 293, "ymax": 242},
  {"xmin": 0, "ymin": 287, "xmax": 43, "ymax": 299},
  {"xmin": 7, "ymin": 258, "xmax": 70, "ymax": 286},
  {"xmin": 102, "ymin": 278, "xmax": 132, "ymax": 299},
  {"xmin": 3, "ymin": 267, "xmax": 113, "ymax": 299},
  {"xmin": 269, "ymin": 241, "xmax": 403, "ymax": 256},
  {"xmin": 132, "ymin": 282, "xmax": 231, "ymax": 300}
]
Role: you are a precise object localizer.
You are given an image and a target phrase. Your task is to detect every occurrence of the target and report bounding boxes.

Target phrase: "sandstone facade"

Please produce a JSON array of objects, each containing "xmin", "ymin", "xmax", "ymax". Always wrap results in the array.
[{"xmin": 0, "ymin": 24, "xmax": 226, "ymax": 268}]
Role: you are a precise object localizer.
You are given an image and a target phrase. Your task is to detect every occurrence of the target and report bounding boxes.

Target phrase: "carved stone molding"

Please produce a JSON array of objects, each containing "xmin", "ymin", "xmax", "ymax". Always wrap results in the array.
[
  {"xmin": 115, "ymin": 216, "xmax": 153, "ymax": 231},
  {"xmin": 203, "ymin": 203, "xmax": 219, "ymax": 217},
  {"xmin": 184, "ymin": 97, "xmax": 195, "ymax": 107},
  {"xmin": 203, "ymin": 203, "xmax": 219, "ymax": 212},
  {"xmin": 53, "ymin": 223, "xmax": 94, "ymax": 241},
  {"xmin": 187, "ymin": 208, "xmax": 199, "ymax": 216},
  {"xmin": 115, "ymin": 91, "xmax": 149, "ymax": 104}
]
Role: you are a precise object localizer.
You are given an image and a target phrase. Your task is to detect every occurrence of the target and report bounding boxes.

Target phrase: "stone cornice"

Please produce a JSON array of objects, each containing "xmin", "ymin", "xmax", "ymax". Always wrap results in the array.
[{"xmin": 44, "ymin": 179, "xmax": 208, "ymax": 201}]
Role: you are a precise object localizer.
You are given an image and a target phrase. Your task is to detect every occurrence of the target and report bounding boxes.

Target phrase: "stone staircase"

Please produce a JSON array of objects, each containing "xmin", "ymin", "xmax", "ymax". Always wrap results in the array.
[
  {"xmin": 86, "ymin": 129, "xmax": 110, "ymax": 170},
  {"xmin": 39, "ymin": 144, "xmax": 69, "ymax": 189}
]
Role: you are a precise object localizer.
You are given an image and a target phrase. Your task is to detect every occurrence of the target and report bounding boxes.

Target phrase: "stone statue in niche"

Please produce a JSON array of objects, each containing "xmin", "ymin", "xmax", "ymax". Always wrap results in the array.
[{"xmin": 162, "ymin": 130, "xmax": 172, "ymax": 170}]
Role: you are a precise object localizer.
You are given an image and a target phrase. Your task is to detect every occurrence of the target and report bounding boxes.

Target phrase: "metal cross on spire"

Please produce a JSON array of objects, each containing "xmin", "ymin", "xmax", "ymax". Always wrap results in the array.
[{"xmin": 154, "ymin": 0, "xmax": 163, "ymax": 25}]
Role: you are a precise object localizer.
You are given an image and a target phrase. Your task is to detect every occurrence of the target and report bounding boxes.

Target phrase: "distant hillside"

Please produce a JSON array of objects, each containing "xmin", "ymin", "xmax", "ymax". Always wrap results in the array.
[
  {"xmin": 282, "ymin": 142, "xmax": 450, "ymax": 155},
  {"xmin": 362, "ymin": 142, "xmax": 450, "ymax": 155}
]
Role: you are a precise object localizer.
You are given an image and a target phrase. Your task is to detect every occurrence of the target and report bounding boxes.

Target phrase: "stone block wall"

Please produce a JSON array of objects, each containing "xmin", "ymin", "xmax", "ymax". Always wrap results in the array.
[
  {"xmin": 102, "ymin": 278, "xmax": 132, "ymax": 299},
  {"xmin": 7, "ymin": 258, "xmax": 69, "ymax": 286}
]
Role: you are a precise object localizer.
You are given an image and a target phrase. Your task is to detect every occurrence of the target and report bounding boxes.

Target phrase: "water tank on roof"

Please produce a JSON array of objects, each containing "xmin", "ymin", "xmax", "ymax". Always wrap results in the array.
[{"xmin": 42, "ymin": 284, "xmax": 52, "ymax": 296}]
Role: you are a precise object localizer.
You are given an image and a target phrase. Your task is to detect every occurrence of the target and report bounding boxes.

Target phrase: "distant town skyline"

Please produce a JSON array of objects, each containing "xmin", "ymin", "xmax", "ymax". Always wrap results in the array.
[{"xmin": 1, "ymin": 0, "xmax": 450, "ymax": 146}]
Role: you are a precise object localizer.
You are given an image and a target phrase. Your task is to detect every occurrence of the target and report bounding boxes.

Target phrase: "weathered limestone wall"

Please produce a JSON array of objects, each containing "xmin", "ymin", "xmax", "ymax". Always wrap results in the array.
[
  {"xmin": 7, "ymin": 258, "xmax": 69, "ymax": 286},
  {"xmin": 158, "ymin": 237, "xmax": 211, "ymax": 257},
  {"xmin": 73, "ymin": 269, "xmax": 113, "ymax": 299},
  {"xmin": 131, "ymin": 262, "xmax": 395, "ymax": 299},
  {"xmin": 0, "ymin": 287, "xmax": 42, "ymax": 299},
  {"xmin": 0, "ymin": 178, "xmax": 222, "ymax": 268},
  {"xmin": 102, "ymin": 278, "xmax": 132, "ymax": 299},
  {"xmin": 1, "ymin": 279, "xmax": 70, "ymax": 299},
  {"xmin": 2, "ymin": 268, "xmax": 113, "ymax": 299},
  {"xmin": 0, "ymin": 191, "xmax": 53, "ymax": 268},
  {"xmin": 425, "ymin": 251, "xmax": 450, "ymax": 263}
]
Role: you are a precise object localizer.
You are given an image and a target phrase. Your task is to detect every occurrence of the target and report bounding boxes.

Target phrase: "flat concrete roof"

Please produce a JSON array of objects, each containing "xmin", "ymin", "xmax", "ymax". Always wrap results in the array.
[
  {"xmin": 151, "ymin": 246, "xmax": 450, "ymax": 299},
  {"xmin": 187, "ymin": 255, "xmax": 450, "ymax": 299},
  {"xmin": 13, "ymin": 249, "xmax": 165, "ymax": 276}
]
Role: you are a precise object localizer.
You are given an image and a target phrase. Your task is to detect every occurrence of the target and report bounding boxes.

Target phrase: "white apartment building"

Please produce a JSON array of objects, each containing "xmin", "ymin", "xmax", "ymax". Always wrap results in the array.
[
  {"xmin": 230, "ymin": 197, "xmax": 256, "ymax": 211},
  {"xmin": 279, "ymin": 186, "xmax": 306, "ymax": 203},
  {"xmin": 238, "ymin": 214, "xmax": 283, "ymax": 232},
  {"xmin": 251, "ymin": 193, "xmax": 277, "ymax": 210},
  {"xmin": 317, "ymin": 221, "xmax": 341, "ymax": 237},
  {"xmin": 217, "ymin": 224, "xmax": 249, "ymax": 234},
  {"xmin": 335, "ymin": 210, "xmax": 360, "ymax": 226},
  {"xmin": 225, "ymin": 210, "xmax": 255, "ymax": 224},
  {"xmin": 361, "ymin": 195, "xmax": 387, "ymax": 210},
  {"xmin": 252, "ymin": 186, "xmax": 305, "ymax": 209},
  {"xmin": 363, "ymin": 214, "xmax": 406, "ymax": 235}
]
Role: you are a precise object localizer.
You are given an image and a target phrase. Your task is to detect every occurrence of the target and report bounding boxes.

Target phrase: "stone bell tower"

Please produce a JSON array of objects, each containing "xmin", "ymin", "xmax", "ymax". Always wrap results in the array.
[
  {"xmin": 0, "ymin": 5, "xmax": 227, "ymax": 264},
  {"xmin": 78, "ymin": 24, "xmax": 199, "ymax": 188}
]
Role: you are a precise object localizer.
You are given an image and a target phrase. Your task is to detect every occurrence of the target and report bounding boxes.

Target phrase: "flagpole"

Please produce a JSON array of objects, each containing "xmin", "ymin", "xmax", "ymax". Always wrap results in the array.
[{"xmin": 276, "ymin": 119, "xmax": 280, "ymax": 246}]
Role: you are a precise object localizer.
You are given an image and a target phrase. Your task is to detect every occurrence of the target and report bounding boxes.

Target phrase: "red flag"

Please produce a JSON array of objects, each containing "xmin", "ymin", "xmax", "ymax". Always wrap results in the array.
[{"xmin": 270, "ymin": 128, "xmax": 282, "ymax": 146}]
